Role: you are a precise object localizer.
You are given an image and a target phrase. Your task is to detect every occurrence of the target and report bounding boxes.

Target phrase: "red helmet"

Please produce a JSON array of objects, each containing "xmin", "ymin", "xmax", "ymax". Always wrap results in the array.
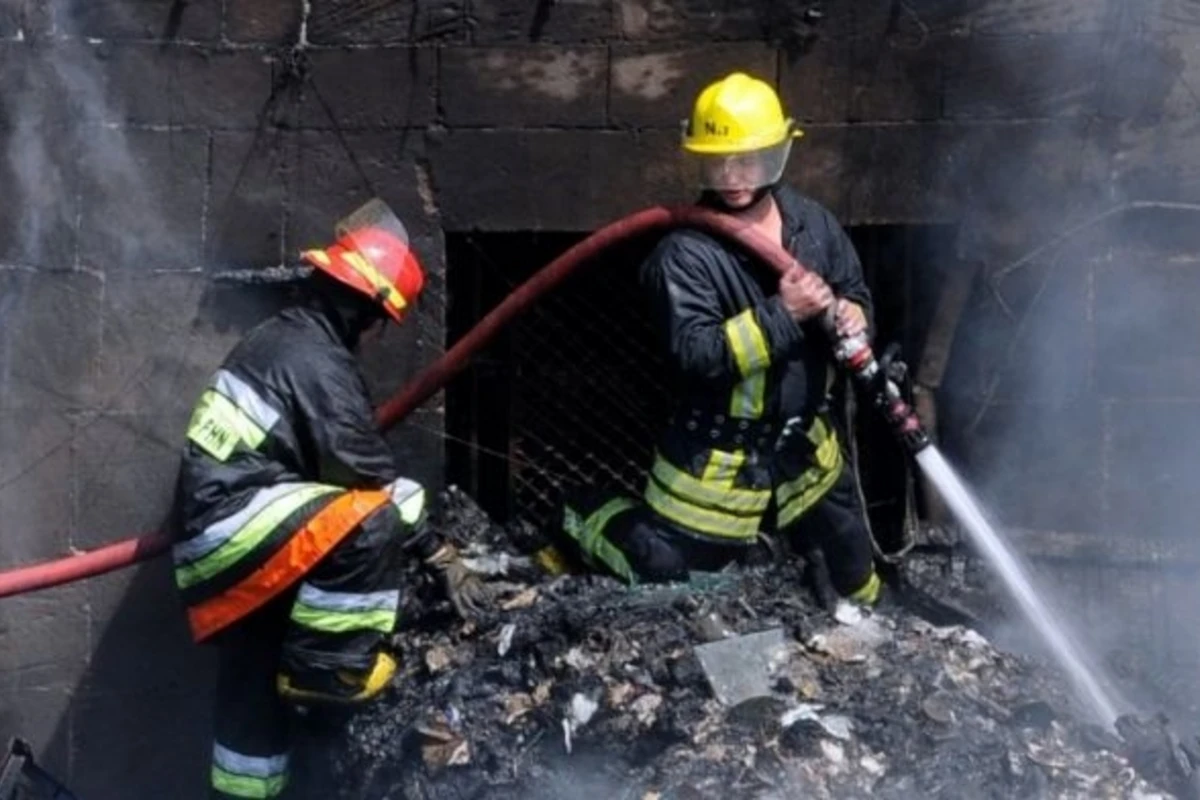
[{"xmin": 301, "ymin": 199, "xmax": 426, "ymax": 324}]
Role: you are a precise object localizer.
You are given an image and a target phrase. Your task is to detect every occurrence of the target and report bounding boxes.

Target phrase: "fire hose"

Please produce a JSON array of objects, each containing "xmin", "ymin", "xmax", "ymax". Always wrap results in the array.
[{"xmin": 0, "ymin": 205, "xmax": 929, "ymax": 600}]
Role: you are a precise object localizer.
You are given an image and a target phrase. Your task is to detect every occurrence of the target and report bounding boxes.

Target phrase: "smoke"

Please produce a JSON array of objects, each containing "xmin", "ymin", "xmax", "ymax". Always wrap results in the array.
[
  {"xmin": 927, "ymin": 9, "xmax": 1200, "ymax": 732},
  {"xmin": 1, "ymin": 0, "xmax": 231, "ymax": 275},
  {"xmin": 5, "ymin": 13, "xmax": 114, "ymax": 266},
  {"xmin": 7, "ymin": 89, "xmax": 64, "ymax": 268}
]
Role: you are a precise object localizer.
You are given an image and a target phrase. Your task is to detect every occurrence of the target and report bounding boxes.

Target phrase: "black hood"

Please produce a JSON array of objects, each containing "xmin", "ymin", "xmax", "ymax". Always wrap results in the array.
[{"xmin": 305, "ymin": 272, "xmax": 388, "ymax": 351}]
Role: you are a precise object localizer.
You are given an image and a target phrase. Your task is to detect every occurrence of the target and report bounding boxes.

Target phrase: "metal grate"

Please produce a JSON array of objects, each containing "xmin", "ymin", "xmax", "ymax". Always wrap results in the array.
[{"xmin": 445, "ymin": 231, "xmax": 672, "ymax": 533}]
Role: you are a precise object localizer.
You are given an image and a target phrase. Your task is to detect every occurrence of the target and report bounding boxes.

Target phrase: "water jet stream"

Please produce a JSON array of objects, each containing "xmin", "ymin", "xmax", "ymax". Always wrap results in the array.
[{"xmin": 915, "ymin": 445, "xmax": 1121, "ymax": 727}]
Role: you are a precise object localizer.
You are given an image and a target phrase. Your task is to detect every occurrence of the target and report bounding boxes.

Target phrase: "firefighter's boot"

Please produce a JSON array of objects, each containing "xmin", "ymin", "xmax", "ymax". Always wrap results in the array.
[{"xmin": 276, "ymin": 651, "xmax": 397, "ymax": 707}]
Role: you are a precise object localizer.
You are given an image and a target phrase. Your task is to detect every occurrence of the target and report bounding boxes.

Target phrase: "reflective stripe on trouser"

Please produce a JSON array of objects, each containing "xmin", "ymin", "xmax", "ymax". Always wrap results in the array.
[
  {"xmin": 180, "ymin": 488, "xmax": 393, "ymax": 643},
  {"xmin": 849, "ymin": 571, "xmax": 882, "ymax": 604},
  {"xmin": 644, "ymin": 449, "xmax": 770, "ymax": 541},
  {"xmin": 775, "ymin": 416, "xmax": 844, "ymax": 529},
  {"xmin": 562, "ymin": 497, "xmax": 638, "ymax": 584},
  {"xmin": 280, "ymin": 496, "xmax": 410, "ymax": 674},
  {"xmin": 778, "ymin": 453, "xmax": 875, "ymax": 598},
  {"xmin": 211, "ymin": 600, "xmax": 292, "ymax": 800},
  {"xmin": 212, "ymin": 744, "xmax": 288, "ymax": 799},
  {"xmin": 290, "ymin": 584, "xmax": 400, "ymax": 634}
]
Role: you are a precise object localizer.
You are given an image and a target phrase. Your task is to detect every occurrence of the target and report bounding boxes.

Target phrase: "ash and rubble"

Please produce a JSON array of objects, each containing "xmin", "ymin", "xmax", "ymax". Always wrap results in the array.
[{"xmin": 294, "ymin": 489, "xmax": 1198, "ymax": 800}]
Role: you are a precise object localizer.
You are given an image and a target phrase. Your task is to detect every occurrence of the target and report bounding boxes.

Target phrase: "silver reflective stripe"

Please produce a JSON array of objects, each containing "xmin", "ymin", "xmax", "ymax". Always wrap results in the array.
[
  {"xmin": 213, "ymin": 743, "xmax": 288, "ymax": 778},
  {"xmin": 389, "ymin": 478, "xmax": 426, "ymax": 524},
  {"xmin": 172, "ymin": 482, "xmax": 313, "ymax": 566},
  {"xmin": 214, "ymin": 369, "xmax": 280, "ymax": 433},
  {"xmin": 297, "ymin": 583, "xmax": 400, "ymax": 613}
]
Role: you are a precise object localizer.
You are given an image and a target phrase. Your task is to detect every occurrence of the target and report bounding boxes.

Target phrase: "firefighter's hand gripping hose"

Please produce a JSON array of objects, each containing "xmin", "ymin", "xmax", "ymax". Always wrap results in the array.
[
  {"xmin": 0, "ymin": 205, "xmax": 932, "ymax": 599},
  {"xmin": 823, "ymin": 309, "xmax": 930, "ymax": 456}
]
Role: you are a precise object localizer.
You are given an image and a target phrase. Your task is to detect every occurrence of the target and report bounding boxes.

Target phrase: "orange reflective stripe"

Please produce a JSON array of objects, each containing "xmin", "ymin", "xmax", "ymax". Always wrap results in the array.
[{"xmin": 187, "ymin": 489, "xmax": 391, "ymax": 642}]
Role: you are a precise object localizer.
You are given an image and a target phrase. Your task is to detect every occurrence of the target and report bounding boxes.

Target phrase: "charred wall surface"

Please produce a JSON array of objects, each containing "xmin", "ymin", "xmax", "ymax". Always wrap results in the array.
[{"xmin": 0, "ymin": 1, "xmax": 1199, "ymax": 797}]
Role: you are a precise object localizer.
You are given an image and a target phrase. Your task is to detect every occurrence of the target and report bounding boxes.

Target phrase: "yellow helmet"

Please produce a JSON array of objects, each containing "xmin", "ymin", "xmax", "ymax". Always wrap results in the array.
[
  {"xmin": 681, "ymin": 72, "xmax": 803, "ymax": 155},
  {"xmin": 680, "ymin": 73, "xmax": 802, "ymax": 199}
]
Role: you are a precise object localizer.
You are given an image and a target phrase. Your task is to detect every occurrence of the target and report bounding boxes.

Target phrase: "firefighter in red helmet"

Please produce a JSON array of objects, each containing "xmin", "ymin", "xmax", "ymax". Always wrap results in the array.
[{"xmin": 169, "ymin": 199, "xmax": 483, "ymax": 799}]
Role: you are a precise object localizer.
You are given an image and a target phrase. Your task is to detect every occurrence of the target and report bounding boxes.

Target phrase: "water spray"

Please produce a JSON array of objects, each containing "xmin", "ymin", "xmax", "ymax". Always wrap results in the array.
[{"xmin": 822, "ymin": 303, "xmax": 1121, "ymax": 728}]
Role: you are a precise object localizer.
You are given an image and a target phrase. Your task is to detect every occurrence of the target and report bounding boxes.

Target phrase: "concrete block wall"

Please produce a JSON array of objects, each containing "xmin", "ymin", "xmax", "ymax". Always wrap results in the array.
[{"xmin": 2, "ymin": 0, "xmax": 1200, "ymax": 796}]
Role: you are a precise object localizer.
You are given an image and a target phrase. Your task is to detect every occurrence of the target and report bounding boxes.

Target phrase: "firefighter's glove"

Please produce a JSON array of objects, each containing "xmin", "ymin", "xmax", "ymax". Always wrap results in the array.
[{"xmin": 425, "ymin": 543, "xmax": 491, "ymax": 619}]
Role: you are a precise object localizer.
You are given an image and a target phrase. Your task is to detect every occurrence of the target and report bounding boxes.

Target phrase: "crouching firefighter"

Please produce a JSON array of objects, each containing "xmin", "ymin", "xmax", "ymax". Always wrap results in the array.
[
  {"xmin": 169, "ymin": 199, "xmax": 484, "ymax": 800},
  {"xmin": 558, "ymin": 72, "xmax": 884, "ymax": 607}
]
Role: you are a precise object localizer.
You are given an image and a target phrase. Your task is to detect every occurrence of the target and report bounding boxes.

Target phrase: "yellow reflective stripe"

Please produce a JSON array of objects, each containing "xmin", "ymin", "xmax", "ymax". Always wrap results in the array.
[
  {"xmin": 701, "ymin": 448, "xmax": 745, "ymax": 485},
  {"xmin": 186, "ymin": 389, "xmax": 267, "ymax": 462},
  {"xmin": 650, "ymin": 454, "xmax": 769, "ymax": 514},
  {"xmin": 772, "ymin": 462, "xmax": 840, "ymax": 520},
  {"xmin": 290, "ymin": 603, "xmax": 397, "ymax": 634},
  {"xmin": 724, "ymin": 309, "xmax": 770, "ymax": 377},
  {"xmin": 776, "ymin": 462, "xmax": 841, "ymax": 528},
  {"xmin": 776, "ymin": 417, "xmax": 840, "ymax": 504},
  {"xmin": 342, "ymin": 251, "xmax": 407, "ymax": 311},
  {"xmin": 290, "ymin": 584, "xmax": 399, "ymax": 634},
  {"xmin": 776, "ymin": 421, "xmax": 843, "ymax": 528},
  {"xmin": 174, "ymin": 482, "xmax": 309, "ymax": 566},
  {"xmin": 776, "ymin": 431, "xmax": 842, "ymax": 508},
  {"xmin": 645, "ymin": 481, "xmax": 761, "ymax": 539},
  {"xmin": 564, "ymin": 497, "xmax": 637, "ymax": 583},
  {"xmin": 730, "ymin": 372, "xmax": 765, "ymax": 419},
  {"xmin": 849, "ymin": 571, "xmax": 882, "ymax": 605},
  {"xmin": 724, "ymin": 309, "xmax": 770, "ymax": 420},
  {"xmin": 808, "ymin": 415, "xmax": 837, "ymax": 450},
  {"xmin": 175, "ymin": 485, "xmax": 339, "ymax": 589},
  {"xmin": 211, "ymin": 766, "xmax": 286, "ymax": 799}
]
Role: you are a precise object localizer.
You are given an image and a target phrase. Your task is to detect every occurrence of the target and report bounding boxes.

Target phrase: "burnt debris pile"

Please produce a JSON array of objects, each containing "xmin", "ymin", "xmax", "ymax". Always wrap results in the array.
[{"xmin": 302, "ymin": 489, "xmax": 1189, "ymax": 799}]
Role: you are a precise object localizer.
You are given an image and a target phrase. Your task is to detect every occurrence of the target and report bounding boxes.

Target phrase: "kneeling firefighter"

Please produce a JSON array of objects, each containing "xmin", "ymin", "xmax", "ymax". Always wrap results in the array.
[
  {"xmin": 169, "ymin": 199, "xmax": 484, "ymax": 799},
  {"xmin": 558, "ymin": 73, "xmax": 883, "ymax": 606}
]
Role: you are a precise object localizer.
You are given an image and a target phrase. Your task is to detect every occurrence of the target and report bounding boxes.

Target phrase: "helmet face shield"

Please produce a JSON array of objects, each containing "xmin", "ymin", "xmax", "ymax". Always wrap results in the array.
[
  {"xmin": 684, "ymin": 138, "xmax": 793, "ymax": 194},
  {"xmin": 335, "ymin": 197, "xmax": 412, "ymax": 272}
]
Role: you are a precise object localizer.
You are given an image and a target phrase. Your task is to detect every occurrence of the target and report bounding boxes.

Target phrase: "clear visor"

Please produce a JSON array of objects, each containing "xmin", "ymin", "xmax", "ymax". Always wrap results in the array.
[
  {"xmin": 335, "ymin": 197, "xmax": 411, "ymax": 269},
  {"xmin": 685, "ymin": 139, "xmax": 793, "ymax": 193}
]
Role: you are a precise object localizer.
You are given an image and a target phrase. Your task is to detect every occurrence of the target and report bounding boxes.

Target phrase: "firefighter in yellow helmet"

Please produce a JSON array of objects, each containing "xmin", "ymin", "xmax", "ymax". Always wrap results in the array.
[{"xmin": 559, "ymin": 73, "xmax": 883, "ymax": 607}]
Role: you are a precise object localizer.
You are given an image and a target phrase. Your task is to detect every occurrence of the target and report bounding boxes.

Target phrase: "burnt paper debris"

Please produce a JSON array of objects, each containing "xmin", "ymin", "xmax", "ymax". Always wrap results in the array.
[{"xmin": 290, "ymin": 490, "xmax": 1186, "ymax": 800}]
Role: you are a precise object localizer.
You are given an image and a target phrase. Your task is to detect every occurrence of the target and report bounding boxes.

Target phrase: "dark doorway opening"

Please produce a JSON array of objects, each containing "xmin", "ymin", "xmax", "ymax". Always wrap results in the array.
[
  {"xmin": 444, "ymin": 231, "xmax": 670, "ymax": 533},
  {"xmin": 844, "ymin": 224, "xmax": 961, "ymax": 553},
  {"xmin": 444, "ymin": 224, "xmax": 960, "ymax": 554}
]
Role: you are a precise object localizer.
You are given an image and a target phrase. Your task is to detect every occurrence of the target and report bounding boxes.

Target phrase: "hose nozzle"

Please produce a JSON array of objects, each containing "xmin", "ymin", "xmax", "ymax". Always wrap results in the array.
[{"xmin": 826, "ymin": 324, "xmax": 931, "ymax": 455}]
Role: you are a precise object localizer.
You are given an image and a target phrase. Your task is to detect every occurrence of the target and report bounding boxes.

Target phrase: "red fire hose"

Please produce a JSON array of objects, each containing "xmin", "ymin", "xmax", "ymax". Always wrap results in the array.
[{"xmin": 0, "ymin": 205, "xmax": 920, "ymax": 599}]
